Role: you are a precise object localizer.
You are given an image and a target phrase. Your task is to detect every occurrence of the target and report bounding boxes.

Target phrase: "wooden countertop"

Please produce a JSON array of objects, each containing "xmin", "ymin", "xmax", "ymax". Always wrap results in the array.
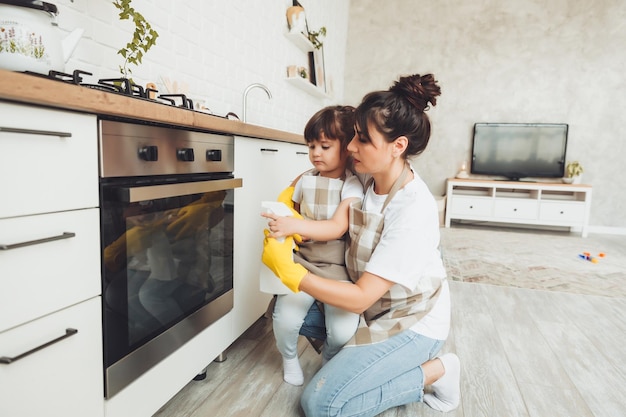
[{"xmin": 0, "ymin": 69, "xmax": 304, "ymax": 144}]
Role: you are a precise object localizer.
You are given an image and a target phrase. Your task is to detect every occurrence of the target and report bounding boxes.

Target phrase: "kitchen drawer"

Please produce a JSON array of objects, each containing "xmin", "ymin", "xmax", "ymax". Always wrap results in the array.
[
  {"xmin": 0, "ymin": 297, "xmax": 104, "ymax": 417},
  {"xmin": 0, "ymin": 208, "xmax": 100, "ymax": 332},
  {"xmin": 448, "ymin": 196, "xmax": 493, "ymax": 217},
  {"xmin": 539, "ymin": 201, "xmax": 586, "ymax": 223},
  {"xmin": 0, "ymin": 102, "xmax": 98, "ymax": 218},
  {"xmin": 494, "ymin": 199, "xmax": 539, "ymax": 220}
]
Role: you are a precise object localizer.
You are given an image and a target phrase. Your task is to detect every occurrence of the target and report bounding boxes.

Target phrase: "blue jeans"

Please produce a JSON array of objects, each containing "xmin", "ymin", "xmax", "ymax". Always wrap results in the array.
[
  {"xmin": 273, "ymin": 292, "xmax": 359, "ymax": 362},
  {"xmin": 300, "ymin": 328, "xmax": 444, "ymax": 417}
]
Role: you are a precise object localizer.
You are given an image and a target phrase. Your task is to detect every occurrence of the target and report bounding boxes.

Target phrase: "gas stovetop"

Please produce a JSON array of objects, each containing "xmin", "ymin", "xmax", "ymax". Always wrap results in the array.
[{"xmin": 24, "ymin": 69, "xmax": 238, "ymax": 120}]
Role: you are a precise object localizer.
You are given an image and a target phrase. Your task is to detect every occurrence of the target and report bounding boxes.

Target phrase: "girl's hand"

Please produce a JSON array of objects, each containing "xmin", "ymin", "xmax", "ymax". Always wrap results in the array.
[{"xmin": 261, "ymin": 213, "xmax": 304, "ymax": 241}]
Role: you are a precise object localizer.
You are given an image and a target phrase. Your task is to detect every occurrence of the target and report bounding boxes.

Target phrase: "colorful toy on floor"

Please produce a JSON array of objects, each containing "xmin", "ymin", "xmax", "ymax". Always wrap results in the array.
[{"xmin": 578, "ymin": 251, "xmax": 606, "ymax": 264}]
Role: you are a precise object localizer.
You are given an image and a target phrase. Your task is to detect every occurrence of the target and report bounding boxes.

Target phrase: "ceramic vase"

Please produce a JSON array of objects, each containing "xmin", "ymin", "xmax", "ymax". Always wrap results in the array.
[{"xmin": 286, "ymin": 6, "xmax": 306, "ymax": 33}]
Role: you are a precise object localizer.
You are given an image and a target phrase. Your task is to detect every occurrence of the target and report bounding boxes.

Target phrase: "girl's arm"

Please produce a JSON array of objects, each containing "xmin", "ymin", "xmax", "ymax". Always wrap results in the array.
[{"xmin": 262, "ymin": 197, "xmax": 358, "ymax": 241}]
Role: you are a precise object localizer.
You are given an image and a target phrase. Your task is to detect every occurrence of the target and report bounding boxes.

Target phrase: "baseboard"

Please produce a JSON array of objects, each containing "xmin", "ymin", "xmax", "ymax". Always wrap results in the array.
[
  {"xmin": 587, "ymin": 225, "xmax": 626, "ymax": 236},
  {"xmin": 447, "ymin": 220, "xmax": 626, "ymax": 236}
]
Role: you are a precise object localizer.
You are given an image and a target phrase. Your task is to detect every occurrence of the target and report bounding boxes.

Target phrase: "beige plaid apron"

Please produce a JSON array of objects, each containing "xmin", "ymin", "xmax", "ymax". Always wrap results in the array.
[
  {"xmin": 345, "ymin": 164, "xmax": 442, "ymax": 346},
  {"xmin": 293, "ymin": 172, "xmax": 350, "ymax": 281}
]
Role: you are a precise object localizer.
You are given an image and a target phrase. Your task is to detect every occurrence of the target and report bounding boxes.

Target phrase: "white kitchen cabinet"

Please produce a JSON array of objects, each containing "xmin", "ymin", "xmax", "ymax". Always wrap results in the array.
[
  {"xmin": 0, "ymin": 297, "xmax": 104, "ymax": 417},
  {"xmin": 0, "ymin": 101, "xmax": 104, "ymax": 417},
  {"xmin": 445, "ymin": 178, "xmax": 592, "ymax": 236},
  {"xmin": 233, "ymin": 137, "xmax": 309, "ymax": 337},
  {"xmin": 0, "ymin": 208, "xmax": 101, "ymax": 332},
  {"xmin": 0, "ymin": 102, "xmax": 98, "ymax": 218}
]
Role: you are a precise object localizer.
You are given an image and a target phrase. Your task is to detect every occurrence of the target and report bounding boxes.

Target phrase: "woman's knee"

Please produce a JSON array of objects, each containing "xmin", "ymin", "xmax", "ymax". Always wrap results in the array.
[{"xmin": 300, "ymin": 381, "xmax": 323, "ymax": 417}]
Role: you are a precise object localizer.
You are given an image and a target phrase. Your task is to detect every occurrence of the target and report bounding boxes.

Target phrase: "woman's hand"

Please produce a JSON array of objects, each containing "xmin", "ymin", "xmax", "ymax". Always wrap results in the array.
[{"xmin": 262, "ymin": 230, "xmax": 307, "ymax": 292}]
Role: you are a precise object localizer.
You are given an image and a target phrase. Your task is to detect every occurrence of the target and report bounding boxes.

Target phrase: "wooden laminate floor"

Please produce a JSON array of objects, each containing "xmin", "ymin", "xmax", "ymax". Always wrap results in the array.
[{"xmin": 154, "ymin": 280, "xmax": 626, "ymax": 417}]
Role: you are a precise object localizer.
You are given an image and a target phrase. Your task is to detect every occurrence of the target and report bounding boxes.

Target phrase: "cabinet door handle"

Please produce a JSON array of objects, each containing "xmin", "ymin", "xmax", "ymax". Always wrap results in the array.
[
  {"xmin": 0, "ymin": 232, "xmax": 76, "ymax": 251},
  {"xmin": 0, "ymin": 126, "xmax": 72, "ymax": 138},
  {"xmin": 0, "ymin": 328, "xmax": 78, "ymax": 364},
  {"xmin": 296, "ymin": 151, "xmax": 308, "ymax": 155},
  {"xmin": 260, "ymin": 148, "xmax": 278, "ymax": 152}
]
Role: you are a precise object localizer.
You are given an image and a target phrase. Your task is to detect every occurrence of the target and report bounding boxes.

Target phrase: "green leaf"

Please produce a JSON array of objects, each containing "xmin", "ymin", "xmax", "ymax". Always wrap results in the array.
[{"xmin": 113, "ymin": 0, "xmax": 159, "ymax": 74}]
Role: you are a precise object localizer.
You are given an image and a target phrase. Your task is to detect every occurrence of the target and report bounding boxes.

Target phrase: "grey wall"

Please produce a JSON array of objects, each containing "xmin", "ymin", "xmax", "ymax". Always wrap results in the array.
[{"xmin": 344, "ymin": 0, "xmax": 626, "ymax": 230}]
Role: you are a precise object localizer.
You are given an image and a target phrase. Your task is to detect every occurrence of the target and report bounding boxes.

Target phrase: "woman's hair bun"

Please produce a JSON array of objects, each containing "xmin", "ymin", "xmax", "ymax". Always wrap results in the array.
[{"xmin": 390, "ymin": 74, "xmax": 441, "ymax": 112}]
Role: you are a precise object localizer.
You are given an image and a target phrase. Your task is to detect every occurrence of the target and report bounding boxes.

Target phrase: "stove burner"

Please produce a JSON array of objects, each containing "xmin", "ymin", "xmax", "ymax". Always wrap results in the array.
[
  {"xmin": 21, "ymin": 68, "xmax": 230, "ymax": 117},
  {"xmin": 159, "ymin": 94, "xmax": 194, "ymax": 110},
  {"xmin": 98, "ymin": 78, "xmax": 133, "ymax": 95},
  {"xmin": 82, "ymin": 83, "xmax": 122, "ymax": 93},
  {"xmin": 24, "ymin": 69, "xmax": 92, "ymax": 85}
]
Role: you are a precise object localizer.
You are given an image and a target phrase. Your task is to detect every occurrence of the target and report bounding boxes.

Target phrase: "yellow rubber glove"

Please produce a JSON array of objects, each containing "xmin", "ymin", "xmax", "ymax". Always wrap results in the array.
[
  {"xmin": 277, "ymin": 186, "xmax": 296, "ymax": 208},
  {"xmin": 166, "ymin": 191, "xmax": 226, "ymax": 241},
  {"xmin": 276, "ymin": 186, "xmax": 303, "ymax": 219},
  {"xmin": 166, "ymin": 203, "xmax": 212, "ymax": 240},
  {"xmin": 262, "ymin": 229, "xmax": 307, "ymax": 292},
  {"xmin": 103, "ymin": 225, "xmax": 157, "ymax": 272},
  {"xmin": 274, "ymin": 186, "xmax": 304, "ymax": 246}
]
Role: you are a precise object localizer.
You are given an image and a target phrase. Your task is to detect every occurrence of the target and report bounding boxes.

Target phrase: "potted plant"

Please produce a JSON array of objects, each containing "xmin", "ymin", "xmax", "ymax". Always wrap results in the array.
[
  {"xmin": 563, "ymin": 161, "xmax": 584, "ymax": 184},
  {"xmin": 307, "ymin": 26, "xmax": 326, "ymax": 49},
  {"xmin": 112, "ymin": 0, "xmax": 159, "ymax": 81}
]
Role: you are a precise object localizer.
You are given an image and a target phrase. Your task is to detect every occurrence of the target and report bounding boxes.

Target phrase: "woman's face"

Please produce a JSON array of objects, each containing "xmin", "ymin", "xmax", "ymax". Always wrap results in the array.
[{"xmin": 347, "ymin": 122, "xmax": 394, "ymax": 175}]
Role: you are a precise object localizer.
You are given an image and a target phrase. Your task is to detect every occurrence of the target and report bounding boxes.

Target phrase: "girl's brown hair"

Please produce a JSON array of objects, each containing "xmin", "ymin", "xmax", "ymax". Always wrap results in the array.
[{"xmin": 304, "ymin": 105, "xmax": 356, "ymax": 151}]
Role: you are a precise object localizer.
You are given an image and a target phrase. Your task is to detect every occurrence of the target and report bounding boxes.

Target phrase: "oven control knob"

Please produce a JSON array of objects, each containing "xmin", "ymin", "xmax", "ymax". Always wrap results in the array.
[
  {"xmin": 206, "ymin": 149, "xmax": 222, "ymax": 161},
  {"xmin": 177, "ymin": 148, "xmax": 195, "ymax": 161},
  {"xmin": 138, "ymin": 145, "xmax": 158, "ymax": 161}
]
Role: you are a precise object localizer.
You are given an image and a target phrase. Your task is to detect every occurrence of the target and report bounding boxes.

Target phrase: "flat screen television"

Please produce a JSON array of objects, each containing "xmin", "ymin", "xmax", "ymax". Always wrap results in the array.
[{"xmin": 470, "ymin": 123, "xmax": 568, "ymax": 181}]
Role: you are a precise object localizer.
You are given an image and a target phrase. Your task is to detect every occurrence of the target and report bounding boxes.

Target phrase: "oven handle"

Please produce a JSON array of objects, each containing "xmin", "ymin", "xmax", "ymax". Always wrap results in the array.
[{"xmin": 114, "ymin": 178, "xmax": 243, "ymax": 202}]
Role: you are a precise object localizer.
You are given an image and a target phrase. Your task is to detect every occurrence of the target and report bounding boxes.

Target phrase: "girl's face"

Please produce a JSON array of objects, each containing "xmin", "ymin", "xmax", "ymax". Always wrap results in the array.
[
  {"xmin": 308, "ymin": 133, "xmax": 346, "ymax": 178},
  {"xmin": 347, "ymin": 122, "xmax": 394, "ymax": 175}
]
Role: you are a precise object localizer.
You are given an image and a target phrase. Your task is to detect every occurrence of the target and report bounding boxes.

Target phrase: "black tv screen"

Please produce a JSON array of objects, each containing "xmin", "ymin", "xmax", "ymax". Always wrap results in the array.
[{"xmin": 471, "ymin": 123, "xmax": 568, "ymax": 180}]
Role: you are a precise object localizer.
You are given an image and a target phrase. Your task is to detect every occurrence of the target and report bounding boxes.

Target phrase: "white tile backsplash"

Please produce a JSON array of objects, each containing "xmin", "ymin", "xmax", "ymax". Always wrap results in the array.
[{"xmin": 55, "ymin": 0, "xmax": 348, "ymax": 134}]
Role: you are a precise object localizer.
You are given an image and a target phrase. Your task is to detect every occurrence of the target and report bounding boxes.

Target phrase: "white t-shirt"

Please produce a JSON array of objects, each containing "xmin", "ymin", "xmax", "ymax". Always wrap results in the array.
[{"xmin": 361, "ymin": 167, "xmax": 450, "ymax": 340}]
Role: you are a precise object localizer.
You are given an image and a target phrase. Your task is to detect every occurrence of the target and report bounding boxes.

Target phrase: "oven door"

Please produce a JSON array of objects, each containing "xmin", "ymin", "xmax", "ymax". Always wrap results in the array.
[{"xmin": 100, "ymin": 176, "xmax": 241, "ymax": 398}]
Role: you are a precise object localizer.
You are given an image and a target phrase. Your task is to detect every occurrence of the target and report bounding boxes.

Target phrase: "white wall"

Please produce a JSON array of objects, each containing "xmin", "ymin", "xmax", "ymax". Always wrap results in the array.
[
  {"xmin": 56, "ymin": 0, "xmax": 350, "ymax": 134},
  {"xmin": 344, "ymin": 0, "xmax": 626, "ymax": 229}
]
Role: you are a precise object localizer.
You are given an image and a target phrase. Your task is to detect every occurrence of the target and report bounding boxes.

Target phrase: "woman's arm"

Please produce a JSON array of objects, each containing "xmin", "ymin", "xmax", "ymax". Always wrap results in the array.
[
  {"xmin": 298, "ymin": 271, "xmax": 394, "ymax": 314},
  {"xmin": 263, "ymin": 197, "xmax": 359, "ymax": 241},
  {"xmin": 262, "ymin": 232, "xmax": 393, "ymax": 311}
]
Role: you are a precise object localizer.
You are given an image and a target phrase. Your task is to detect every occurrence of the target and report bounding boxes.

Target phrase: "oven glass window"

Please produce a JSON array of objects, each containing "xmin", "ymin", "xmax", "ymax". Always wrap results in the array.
[{"xmin": 101, "ymin": 189, "xmax": 234, "ymax": 367}]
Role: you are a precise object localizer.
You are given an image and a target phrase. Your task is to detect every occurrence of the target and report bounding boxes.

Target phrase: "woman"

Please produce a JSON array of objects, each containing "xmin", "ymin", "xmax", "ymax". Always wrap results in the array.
[{"xmin": 262, "ymin": 73, "xmax": 460, "ymax": 416}]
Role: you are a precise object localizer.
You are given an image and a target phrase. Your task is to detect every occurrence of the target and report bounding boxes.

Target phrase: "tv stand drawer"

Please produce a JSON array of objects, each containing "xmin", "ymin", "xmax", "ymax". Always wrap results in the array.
[
  {"xmin": 494, "ymin": 199, "xmax": 538, "ymax": 220},
  {"xmin": 539, "ymin": 201, "xmax": 586, "ymax": 223},
  {"xmin": 448, "ymin": 196, "xmax": 492, "ymax": 217}
]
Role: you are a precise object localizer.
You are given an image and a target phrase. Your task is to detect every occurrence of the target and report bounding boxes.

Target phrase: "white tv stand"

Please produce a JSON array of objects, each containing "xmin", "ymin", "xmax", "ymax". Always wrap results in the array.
[{"xmin": 444, "ymin": 178, "xmax": 592, "ymax": 237}]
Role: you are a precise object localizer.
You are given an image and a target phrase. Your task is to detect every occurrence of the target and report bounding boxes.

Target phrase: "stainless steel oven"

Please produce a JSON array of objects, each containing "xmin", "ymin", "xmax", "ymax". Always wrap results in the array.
[{"xmin": 98, "ymin": 120, "xmax": 241, "ymax": 398}]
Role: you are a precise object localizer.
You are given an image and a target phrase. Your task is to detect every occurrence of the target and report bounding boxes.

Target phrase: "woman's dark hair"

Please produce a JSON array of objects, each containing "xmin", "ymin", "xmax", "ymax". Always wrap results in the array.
[
  {"xmin": 355, "ymin": 74, "xmax": 441, "ymax": 158},
  {"xmin": 304, "ymin": 105, "xmax": 356, "ymax": 151}
]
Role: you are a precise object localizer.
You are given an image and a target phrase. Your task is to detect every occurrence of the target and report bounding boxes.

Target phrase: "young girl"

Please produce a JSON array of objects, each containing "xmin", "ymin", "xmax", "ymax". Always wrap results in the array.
[
  {"xmin": 265, "ymin": 105, "xmax": 363, "ymax": 386},
  {"xmin": 263, "ymin": 74, "xmax": 460, "ymax": 415}
]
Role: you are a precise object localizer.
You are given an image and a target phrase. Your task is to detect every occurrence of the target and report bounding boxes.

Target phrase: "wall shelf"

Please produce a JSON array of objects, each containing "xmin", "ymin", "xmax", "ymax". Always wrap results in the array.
[
  {"xmin": 285, "ymin": 76, "xmax": 328, "ymax": 98},
  {"xmin": 284, "ymin": 31, "xmax": 314, "ymax": 52},
  {"xmin": 284, "ymin": 30, "xmax": 329, "ymax": 99}
]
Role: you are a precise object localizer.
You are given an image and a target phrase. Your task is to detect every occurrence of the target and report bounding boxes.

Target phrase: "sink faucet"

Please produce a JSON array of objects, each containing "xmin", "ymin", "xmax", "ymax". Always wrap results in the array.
[{"xmin": 242, "ymin": 83, "xmax": 272, "ymax": 122}]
